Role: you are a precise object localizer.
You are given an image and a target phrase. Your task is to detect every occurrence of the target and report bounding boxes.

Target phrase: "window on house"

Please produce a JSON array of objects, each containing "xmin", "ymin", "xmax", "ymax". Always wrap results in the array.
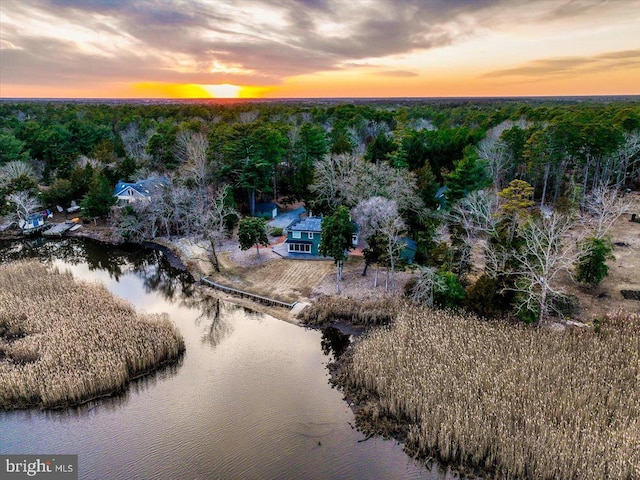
[
  {"xmin": 292, "ymin": 231, "xmax": 301, "ymax": 239},
  {"xmin": 352, "ymin": 234, "xmax": 358, "ymax": 245},
  {"xmin": 308, "ymin": 232, "xmax": 314, "ymax": 239},
  {"xmin": 288, "ymin": 243, "xmax": 311, "ymax": 253}
]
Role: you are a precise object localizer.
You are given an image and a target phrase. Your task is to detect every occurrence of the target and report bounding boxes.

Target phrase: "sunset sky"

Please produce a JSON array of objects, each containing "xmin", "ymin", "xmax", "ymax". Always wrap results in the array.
[{"xmin": 1, "ymin": 0, "xmax": 639, "ymax": 99}]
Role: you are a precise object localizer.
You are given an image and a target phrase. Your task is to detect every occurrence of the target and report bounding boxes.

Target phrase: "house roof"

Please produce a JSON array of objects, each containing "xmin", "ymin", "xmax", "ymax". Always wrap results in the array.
[
  {"xmin": 114, "ymin": 176, "xmax": 169, "ymax": 197},
  {"xmin": 287, "ymin": 215, "xmax": 361, "ymax": 235},
  {"xmin": 288, "ymin": 216, "xmax": 322, "ymax": 233}
]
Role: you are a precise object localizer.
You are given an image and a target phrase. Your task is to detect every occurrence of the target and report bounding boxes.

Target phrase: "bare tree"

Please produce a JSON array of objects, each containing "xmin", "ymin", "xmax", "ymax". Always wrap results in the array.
[
  {"xmin": 620, "ymin": 131, "xmax": 640, "ymax": 186},
  {"xmin": 238, "ymin": 110, "xmax": 259, "ymax": 124},
  {"xmin": 175, "ymin": 131, "xmax": 238, "ymax": 269},
  {"xmin": 113, "ymin": 173, "xmax": 237, "ymax": 272},
  {"xmin": 310, "ymin": 153, "xmax": 361, "ymax": 210},
  {"xmin": 476, "ymin": 120, "xmax": 529, "ymax": 190},
  {"xmin": 287, "ymin": 124, "xmax": 301, "ymax": 153},
  {"xmin": 477, "ymin": 130, "xmax": 508, "ymax": 191},
  {"xmin": 0, "ymin": 161, "xmax": 37, "ymax": 189},
  {"xmin": 360, "ymin": 161, "xmax": 425, "ymax": 217},
  {"xmin": 6, "ymin": 191, "xmax": 41, "ymax": 228},
  {"xmin": 120, "ymin": 122, "xmax": 153, "ymax": 164},
  {"xmin": 352, "ymin": 197, "xmax": 406, "ymax": 291},
  {"xmin": 511, "ymin": 211, "xmax": 578, "ymax": 324},
  {"xmin": 311, "ymin": 154, "xmax": 424, "ymax": 219},
  {"xmin": 201, "ymin": 186, "xmax": 238, "ymax": 271},
  {"xmin": 175, "ymin": 131, "xmax": 209, "ymax": 186},
  {"xmin": 347, "ymin": 120, "xmax": 389, "ymax": 157},
  {"xmin": 448, "ymin": 190, "xmax": 500, "ymax": 275},
  {"xmin": 410, "ymin": 267, "xmax": 446, "ymax": 307},
  {"xmin": 168, "ymin": 180, "xmax": 238, "ymax": 271},
  {"xmin": 113, "ymin": 176, "xmax": 175, "ymax": 240},
  {"xmin": 76, "ymin": 155, "xmax": 104, "ymax": 170},
  {"xmin": 583, "ymin": 186, "xmax": 631, "ymax": 239}
]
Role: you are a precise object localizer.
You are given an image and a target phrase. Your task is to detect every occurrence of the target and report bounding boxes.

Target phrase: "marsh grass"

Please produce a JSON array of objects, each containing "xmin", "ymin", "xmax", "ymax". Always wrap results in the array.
[
  {"xmin": 342, "ymin": 305, "xmax": 640, "ymax": 479},
  {"xmin": 0, "ymin": 261, "xmax": 185, "ymax": 410},
  {"xmin": 300, "ymin": 296, "xmax": 401, "ymax": 326}
]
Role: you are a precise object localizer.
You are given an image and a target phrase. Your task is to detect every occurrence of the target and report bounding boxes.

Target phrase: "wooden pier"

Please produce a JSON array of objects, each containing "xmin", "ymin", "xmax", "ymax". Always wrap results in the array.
[
  {"xmin": 200, "ymin": 276, "xmax": 297, "ymax": 309},
  {"xmin": 43, "ymin": 222, "xmax": 74, "ymax": 237}
]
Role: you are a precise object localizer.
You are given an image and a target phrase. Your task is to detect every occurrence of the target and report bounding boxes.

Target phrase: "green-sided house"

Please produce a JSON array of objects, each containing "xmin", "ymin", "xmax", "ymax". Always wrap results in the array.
[{"xmin": 285, "ymin": 216, "xmax": 359, "ymax": 256}]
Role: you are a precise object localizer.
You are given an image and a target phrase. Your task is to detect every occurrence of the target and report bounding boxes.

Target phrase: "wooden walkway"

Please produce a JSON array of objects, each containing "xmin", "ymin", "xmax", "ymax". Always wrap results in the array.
[
  {"xmin": 200, "ymin": 276, "xmax": 297, "ymax": 309},
  {"xmin": 43, "ymin": 222, "xmax": 74, "ymax": 237}
]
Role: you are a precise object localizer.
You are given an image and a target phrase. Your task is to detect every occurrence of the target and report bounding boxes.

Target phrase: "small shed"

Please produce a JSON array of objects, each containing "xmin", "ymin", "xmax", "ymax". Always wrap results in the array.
[
  {"xmin": 400, "ymin": 237, "xmax": 417, "ymax": 264},
  {"xmin": 255, "ymin": 202, "xmax": 279, "ymax": 219}
]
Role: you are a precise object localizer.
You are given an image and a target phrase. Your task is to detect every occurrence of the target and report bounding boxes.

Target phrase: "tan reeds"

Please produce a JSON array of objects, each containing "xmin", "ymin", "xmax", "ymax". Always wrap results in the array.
[
  {"xmin": 300, "ymin": 296, "xmax": 401, "ymax": 326},
  {"xmin": 0, "ymin": 261, "xmax": 185, "ymax": 410},
  {"xmin": 343, "ymin": 305, "xmax": 640, "ymax": 479}
]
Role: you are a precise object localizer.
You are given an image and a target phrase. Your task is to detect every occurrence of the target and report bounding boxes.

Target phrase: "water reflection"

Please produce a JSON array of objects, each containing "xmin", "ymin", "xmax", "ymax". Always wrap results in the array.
[
  {"xmin": 0, "ymin": 238, "xmax": 443, "ymax": 480},
  {"xmin": 0, "ymin": 238, "xmax": 193, "ymax": 414},
  {"xmin": 0, "ymin": 238, "xmax": 194, "ymax": 298},
  {"xmin": 193, "ymin": 296, "xmax": 234, "ymax": 347},
  {"xmin": 135, "ymin": 253, "xmax": 195, "ymax": 300},
  {"xmin": 0, "ymin": 237, "xmax": 233, "ymax": 350},
  {"xmin": 321, "ymin": 326, "xmax": 351, "ymax": 358},
  {"xmin": 43, "ymin": 361, "xmax": 183, "ymax": 420}
]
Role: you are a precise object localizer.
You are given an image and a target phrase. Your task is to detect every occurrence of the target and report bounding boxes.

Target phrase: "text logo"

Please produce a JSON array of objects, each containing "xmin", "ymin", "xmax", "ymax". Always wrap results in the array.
[{"xmin": 1, "ymin": 455, "xmax": 77, "ymax": 479}]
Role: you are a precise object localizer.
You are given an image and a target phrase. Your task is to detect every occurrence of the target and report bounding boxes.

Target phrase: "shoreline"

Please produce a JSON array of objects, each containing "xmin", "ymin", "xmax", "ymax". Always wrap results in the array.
[
  {"xmin": 4, "ymin": 228, "xmax": 637, "ymax": 477},
  {"xmin": 328, "ymin": 344, "xmax": 478, "ymax": 480},
  {"xmin": 0, "ymin": 231, "xmax": 504, "ymax": 478},
  {"xmin": 2, "ymin": 354, "xmax": 184, "ymax": 412},
  {"xmin": 1, "ymin": 228, "xmax": 307, "ymax": 324},
  {"xmin": 0, "ymin": 260, "xmax": 186, "ymax": 411}
]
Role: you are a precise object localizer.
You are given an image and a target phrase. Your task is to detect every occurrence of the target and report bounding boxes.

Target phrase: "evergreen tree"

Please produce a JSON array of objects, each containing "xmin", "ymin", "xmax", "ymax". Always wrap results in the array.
[
  {"xmin": 444, "ymin": 148, "xmax": 491, "ymax": 202},
  {"xmin": 365, "ymin": 132, "xmax": 396, "ymax": 163},
  {"xmin": 81, "ymin": 172, "xmax": 116, "ymax": 218},
  {"xmin": 575, "ymin": 236, "xmax": 614, "ymax": 287},
  {"xmin": 0, "ymin": 133, "xmax": 29, "ymax": 165},
  {"xmin": 319, "ymin": 206, "xmax": 355, "ymax": 292},
  {"xmin": 238, "ymin": 216, "xmax": 269, "ymax": 256}
]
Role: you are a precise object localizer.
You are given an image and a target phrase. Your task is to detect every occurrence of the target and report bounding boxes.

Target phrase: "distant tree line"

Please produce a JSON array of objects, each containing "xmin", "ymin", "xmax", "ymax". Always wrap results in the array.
[{"xmin": 1, "ymin": 98, "xmax": 638, "ymax": 322}]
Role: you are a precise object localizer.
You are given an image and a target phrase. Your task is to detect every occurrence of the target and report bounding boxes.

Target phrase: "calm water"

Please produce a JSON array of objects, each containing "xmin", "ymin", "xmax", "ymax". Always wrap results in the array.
[{"xmin": 0, "ymin": 238, "xmax": 455, "ymax": 480}]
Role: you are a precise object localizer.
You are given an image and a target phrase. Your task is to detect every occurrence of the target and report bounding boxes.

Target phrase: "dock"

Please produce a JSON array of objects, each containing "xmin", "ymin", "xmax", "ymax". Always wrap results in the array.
[
  {"xmin": 43, "ymin": 222, "xmax": 74, "ymax": 237},
  {"xmin": 201, "ymin": 276, "xmax": 297, "ymax": 309}
]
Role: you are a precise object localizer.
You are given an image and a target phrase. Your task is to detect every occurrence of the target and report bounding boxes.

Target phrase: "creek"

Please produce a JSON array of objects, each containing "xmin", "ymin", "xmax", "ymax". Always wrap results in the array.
[{"xmin": 0, "ymin": 238, "xmax": 450, "ymax": 480}]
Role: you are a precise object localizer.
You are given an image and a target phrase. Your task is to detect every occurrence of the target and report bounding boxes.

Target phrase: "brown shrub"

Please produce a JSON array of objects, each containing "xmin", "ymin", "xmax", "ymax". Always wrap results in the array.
[
  {"xmin": 342, "ymin": 304, "xmax": 640, "ymax": 479},
  {"xmin": 0, "ymin": 261, "xmax": 185, "ymax": 410},
  {"xmin": 300, "ymin": 296, "xmax": 401, "ymax": 326}
]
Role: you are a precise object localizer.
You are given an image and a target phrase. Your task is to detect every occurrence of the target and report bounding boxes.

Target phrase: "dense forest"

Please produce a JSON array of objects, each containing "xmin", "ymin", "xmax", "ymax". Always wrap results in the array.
[{"xmin": 1, "ymin": 97, "xmax": 639, "ymax": 322}]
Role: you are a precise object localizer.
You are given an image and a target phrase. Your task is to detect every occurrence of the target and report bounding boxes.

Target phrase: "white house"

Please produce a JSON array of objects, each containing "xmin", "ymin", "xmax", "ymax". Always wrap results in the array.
[{"xmin": 114, "ymin": 177, "xmax": 169, "ymax": 204}]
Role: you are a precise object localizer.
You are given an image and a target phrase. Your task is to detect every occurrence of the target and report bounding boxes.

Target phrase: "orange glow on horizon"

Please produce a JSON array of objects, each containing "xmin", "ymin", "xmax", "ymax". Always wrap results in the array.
[
  {"xmin": 128, "ymin": 82, "xmax": 271, "ymax": 99},
  {"xmin": 1, "ymin": 1, "xmax": 638, "ymax": 100},
  {"xmin": 2, "ymin": 71, "xmax": 638, "ymax": 99},
  {"xmin": 202, "ymin": 84, "xmax": 241, "ymax": 98}
]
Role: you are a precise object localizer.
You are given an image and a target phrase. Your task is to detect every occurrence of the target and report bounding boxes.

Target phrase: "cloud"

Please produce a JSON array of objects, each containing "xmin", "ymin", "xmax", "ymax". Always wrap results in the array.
[
  {"xmin": 377, "ymin": 70, "xmax": 419, "ymax": 78},
  {"xmin": 1, "ymin": 0, "xmax": 637, "ymax": 90},
  {"xmin": 483, "ymin": 49, "xmax": 640, "ymax": 79}
]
